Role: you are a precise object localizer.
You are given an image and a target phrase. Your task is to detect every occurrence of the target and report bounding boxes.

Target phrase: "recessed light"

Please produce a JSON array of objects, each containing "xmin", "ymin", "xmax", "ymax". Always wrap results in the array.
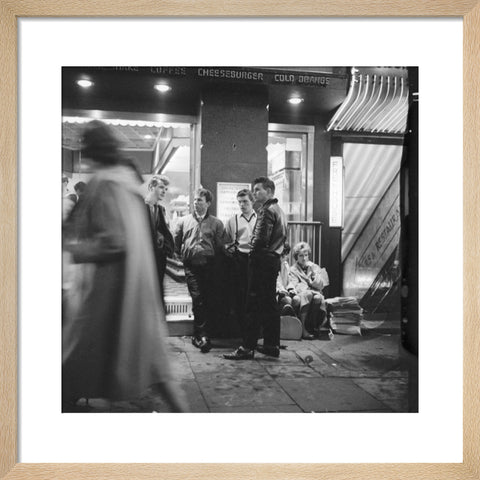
[
  {"xmin": 154, "ymin": 84, "xmax": 171, "ymax": 93},
  {"xmin": 77, "ymin": 79, "xmax": 93, "ymax": 88},
  {"xmin": 144, "ymin": 134, "xmax": 153, "ymax": 139},
  {"xmin": 288, "ymin": 97, "xmax": 304, "ymax": 105}
]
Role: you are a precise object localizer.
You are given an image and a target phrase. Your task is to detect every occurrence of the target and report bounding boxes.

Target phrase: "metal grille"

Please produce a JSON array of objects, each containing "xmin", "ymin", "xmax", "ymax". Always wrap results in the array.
[{"xmin": 164, "ymin": 296, "xmax": 193, "ymax": 318}]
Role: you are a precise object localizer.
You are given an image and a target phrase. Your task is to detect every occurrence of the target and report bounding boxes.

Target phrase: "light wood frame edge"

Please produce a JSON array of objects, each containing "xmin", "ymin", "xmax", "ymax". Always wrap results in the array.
[{"xmin": 1, "ymin": 1, "xmax": 478, "ymax": 479}]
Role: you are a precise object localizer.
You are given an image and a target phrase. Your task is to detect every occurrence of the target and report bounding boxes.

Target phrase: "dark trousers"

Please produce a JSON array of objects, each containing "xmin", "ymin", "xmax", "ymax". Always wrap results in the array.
[
  {"xmin": 184, "ymin": 260, "xmax": 215, "ymax": 338},
  {"xmin": 244, "ymin": 254, "xmax": 281, "ymax": 350},
  {"xmin": 155, "ymin": 252, "xmax": 167, "ymax": 302},
  {"xmin": 231, "ymin": 251, "xmax": 249, "ymax": 332}
]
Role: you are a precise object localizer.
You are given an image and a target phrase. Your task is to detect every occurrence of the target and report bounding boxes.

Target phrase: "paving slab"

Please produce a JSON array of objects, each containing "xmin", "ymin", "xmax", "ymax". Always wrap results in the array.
[
  {"xmin": 352, "ymin": 377, "xmax": 409, "ymax": 413},
  {"xmin": 194, "ymin": 371, "xmax": 295, "ymax": 409},
  {"xmin": 169, "ymin": 352, "xmax": 196, "ymax": 380},
  {"xmin": 255, "ymin": 348, "xmax": 303, "ymax": 365},
  {"xmin": 132, "ymin": 380, "xmax": 209, "ymax": 413},
  {"xmin": 179, "ymin": 379, "xmax": 209, "ymax": 412},
  {"xmin": 210, "ymin": 404, "xmax": 303, "ymax": 413},
  {"xmin": 110, "ymin": 400, "xmax": 144, "ymax": 413},
  {"xmin": 292, "ymin": 348, "xmax": 373, "ymax": 378},
  {"xmin": 380, "ymin": 370, "xmax": 409, "ymax": 379},
  {"xmin": 167, "ymin": 336, "xmax": 189, "ymax": 348},
  {"xmin": 188, "ymin": 356, "xmax": 267, "ymax": 375},
  {"xmin": 68, "ymin": 333, "xmax": 409, "ymax": 413},
  {"xmin": 313, "ymin": 333, "xmax": 402, "ymax": 374},
  {"xmin": 264, "ymin": 364, "xmax": 323, "ymax": 380},
  {"xmin": 81, "ymin": 397, "xmax": 114, "ymax": 412},
  {"xmin": 185, "ymin": 352, "xmax": 231, "ymax": 367},
  {"xmin": 275, "ymin": 377, "xmax": 391, "ymax": 412}
]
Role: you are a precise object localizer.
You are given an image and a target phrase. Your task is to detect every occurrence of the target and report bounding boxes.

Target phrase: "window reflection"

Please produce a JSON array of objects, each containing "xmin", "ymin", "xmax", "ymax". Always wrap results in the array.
[{"xmin": 267, "ymin": 130, "xmax": 307, "ymax": 221}]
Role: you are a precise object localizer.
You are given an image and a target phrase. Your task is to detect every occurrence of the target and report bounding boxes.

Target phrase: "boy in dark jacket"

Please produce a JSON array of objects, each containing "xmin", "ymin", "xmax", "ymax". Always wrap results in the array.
[
  {"xmin": 174, "ymin": 188, "xmax": 225, "ymax": 353},
  {"xmin": 224, "ymin": 177, "xmax": 287, "ymax": 360}
]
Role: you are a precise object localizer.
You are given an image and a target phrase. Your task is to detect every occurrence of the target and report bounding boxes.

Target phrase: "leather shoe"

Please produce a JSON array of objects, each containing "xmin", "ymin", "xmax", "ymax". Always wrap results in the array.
[
  {"xmin": 192, "ymin": 336, "xmax": 212, "ymax": 353},
  {"xmin": 256, "ymin": 345, "xmax": 280, "ymax": 358},
  {"xmin": 223, "ymin": 346, "xmax": 254, "ymax": 360}
]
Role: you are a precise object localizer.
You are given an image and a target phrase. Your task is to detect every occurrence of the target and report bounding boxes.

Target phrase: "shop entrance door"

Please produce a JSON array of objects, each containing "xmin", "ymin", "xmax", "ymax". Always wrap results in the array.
[
  {"xmin": 267, "ymin": 124, "xmax": 321, "ymax": 263},
  {"xmin": 267, "ymin": 124, "xmax": 314, "ymax": 222}
]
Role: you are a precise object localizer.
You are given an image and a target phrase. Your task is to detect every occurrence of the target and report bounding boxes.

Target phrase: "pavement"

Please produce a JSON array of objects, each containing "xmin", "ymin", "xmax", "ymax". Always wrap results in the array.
[{"xmin": 76, "ymin": 325, "xmax": 410, "ymax": 413}]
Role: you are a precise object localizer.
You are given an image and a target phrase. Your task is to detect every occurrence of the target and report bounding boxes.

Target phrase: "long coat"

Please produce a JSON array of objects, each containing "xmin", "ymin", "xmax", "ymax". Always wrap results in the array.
[
  {"xmin": 289, "ymin": 261, "xmax": 329, "ymax": 310},
  {"xmin": 62, "ymin": 165, "xmax": 172, "ymax": 401}
]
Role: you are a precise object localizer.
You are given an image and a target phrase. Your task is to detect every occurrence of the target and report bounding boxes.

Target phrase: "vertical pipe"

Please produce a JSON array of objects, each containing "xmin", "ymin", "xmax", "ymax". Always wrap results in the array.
[{"xmin": 400, "ymin": 67, "xmax": 418, "ymax": 412}]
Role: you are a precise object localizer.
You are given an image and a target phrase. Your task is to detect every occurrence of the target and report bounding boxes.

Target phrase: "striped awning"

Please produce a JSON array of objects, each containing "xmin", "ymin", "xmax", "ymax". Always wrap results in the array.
[
  {"xmin": 62, "ymin": 117, "xmax": 190, "ymax": 151},
  {"xmin": 327, "ymin": 69, "xmax": 409, "ymax": 134}
]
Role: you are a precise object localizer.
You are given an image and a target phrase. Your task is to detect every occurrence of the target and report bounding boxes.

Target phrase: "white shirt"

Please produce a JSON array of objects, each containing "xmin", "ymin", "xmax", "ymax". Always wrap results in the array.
[{"xmin": 225, "ymin": 211, "xmax": 257, "ymax": 253}]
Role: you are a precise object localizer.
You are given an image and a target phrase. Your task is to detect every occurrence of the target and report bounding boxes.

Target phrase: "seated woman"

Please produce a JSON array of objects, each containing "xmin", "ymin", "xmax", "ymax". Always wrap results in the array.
[
  {"xmin": 276, "ymin": 243, "xmax": 300, "ymax": 316},
  {"xmin": 289, "ymin": 242, "xmax": 329, "ymax": 339}
]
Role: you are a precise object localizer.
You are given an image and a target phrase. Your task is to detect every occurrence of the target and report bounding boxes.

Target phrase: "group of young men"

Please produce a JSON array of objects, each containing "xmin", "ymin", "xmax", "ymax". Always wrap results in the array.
[{"xmin": 145, "ymin": 175, "xmax": 288, "ymax": 360}]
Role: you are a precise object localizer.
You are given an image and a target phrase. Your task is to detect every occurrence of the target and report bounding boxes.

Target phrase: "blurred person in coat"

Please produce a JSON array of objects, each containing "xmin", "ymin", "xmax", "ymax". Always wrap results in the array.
[
  {"xmin": 74, "ymin": 181, "xmax": 87, "ymax": 202},
  {"xmin": 62, "ymin": 120, "xmax": 187, "ymax": 412}
]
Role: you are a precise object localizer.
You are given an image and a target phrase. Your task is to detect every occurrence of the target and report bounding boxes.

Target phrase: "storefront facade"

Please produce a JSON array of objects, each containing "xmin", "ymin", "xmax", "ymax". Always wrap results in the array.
[{"xmin": 62, "ymin": 66, "xmax": 416, "ymax": 318}]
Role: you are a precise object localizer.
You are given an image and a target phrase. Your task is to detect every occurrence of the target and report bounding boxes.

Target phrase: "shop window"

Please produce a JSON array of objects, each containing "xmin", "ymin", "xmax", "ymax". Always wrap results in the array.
[
  {"xmin": 62, "ymin": 114, "xmax": 198, "ymax": 229},
  {"xmin": 150, "ymin": 124, "xmax": 193, "ymax": 229}
]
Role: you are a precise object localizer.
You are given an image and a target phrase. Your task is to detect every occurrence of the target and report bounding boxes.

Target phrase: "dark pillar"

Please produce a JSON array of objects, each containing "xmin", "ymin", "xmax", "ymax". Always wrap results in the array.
[
  {"xmin": 400, "ymin": 67, "xmax": 418, "ymax": 411},
  {"xmin": 313, "ymin": 114, "xmax": 342, "ymax": 297},
  {"xmin": 199, "ymin": 85, "xmax": 269, "ymax": 214},
  {"xmin": 199, "ymin": 84, "xmax": 269, "ymax": 338}
]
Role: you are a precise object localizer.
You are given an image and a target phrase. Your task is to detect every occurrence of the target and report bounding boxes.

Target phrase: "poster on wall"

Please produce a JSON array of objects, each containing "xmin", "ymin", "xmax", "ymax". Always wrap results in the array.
[
  {"xmin": 329, "ymin": 156, "xmax": 344, "ymax": 228},
  {"xmin": 216, "ymin": 182, "xmax": 251, "ymax": 224}
]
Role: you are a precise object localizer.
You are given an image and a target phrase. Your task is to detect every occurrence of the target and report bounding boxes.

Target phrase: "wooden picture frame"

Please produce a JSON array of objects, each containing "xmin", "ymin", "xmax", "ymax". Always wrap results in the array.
[{"xmin": 1, "ymin": 1, "xmax": 478, "ymax": 478}]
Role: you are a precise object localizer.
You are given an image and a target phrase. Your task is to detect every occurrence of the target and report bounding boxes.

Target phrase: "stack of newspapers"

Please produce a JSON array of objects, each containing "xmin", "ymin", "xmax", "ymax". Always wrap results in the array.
[{"xmin": 325, "ymin": 297, "xmax": 363, "ymax": 335}]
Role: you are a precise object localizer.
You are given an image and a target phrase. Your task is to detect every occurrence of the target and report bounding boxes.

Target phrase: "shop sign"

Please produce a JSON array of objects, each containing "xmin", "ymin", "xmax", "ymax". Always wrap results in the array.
[
  {"xmin": 197, "ymin": 68, "xmax": 265, "ymax": 81},
  {"xmin": 95, "ymin": 67, "xmax": 346, "ymax": 89},
  {"xmin": 329, "ymin": 156, "xmax": 344, "ymax": 228},
  {"xmin": 216, "ymin": 182, "xmax": 251, "ymax": 225},
  {"xmin": 196, "ymin": 68, "xmax": 339, "ymax": 88},
  {"xmin": 358, "ymin": 203, "xmax": 401, "ymax": 269},
  {"xmin": 272, "ymin": 73, "xmax": 331, "ymax": 86}
]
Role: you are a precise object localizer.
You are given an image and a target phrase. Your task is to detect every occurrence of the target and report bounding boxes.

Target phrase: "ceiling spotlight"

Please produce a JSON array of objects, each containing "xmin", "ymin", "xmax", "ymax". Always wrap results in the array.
[
  {"xmin": 77, "ymin": 79, "xmax": 93, "ymax": 88},
  {"xmin": 288, "ymin": 97, "xmax": 304, "ymax": 105},
  {"xmin": 144, "ymin": 134, "xmax": 153, "ymax": 139},
  {"xmin": 154, "ymin": 84, "xmax": 171, "ymax": 93}
]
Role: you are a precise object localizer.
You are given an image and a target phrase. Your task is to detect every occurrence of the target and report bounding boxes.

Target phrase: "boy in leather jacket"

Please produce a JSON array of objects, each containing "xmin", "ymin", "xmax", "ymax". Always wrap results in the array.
[{"xmin": 224, "ymin": 177, "xmax": 287, "ymax": 360}]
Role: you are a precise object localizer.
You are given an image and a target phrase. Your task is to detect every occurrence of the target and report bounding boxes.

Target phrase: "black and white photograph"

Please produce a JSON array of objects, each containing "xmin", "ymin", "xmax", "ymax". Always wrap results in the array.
[{"xmin": 61, "ymin": 66, "xmax": 418, "ymax": 414}]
